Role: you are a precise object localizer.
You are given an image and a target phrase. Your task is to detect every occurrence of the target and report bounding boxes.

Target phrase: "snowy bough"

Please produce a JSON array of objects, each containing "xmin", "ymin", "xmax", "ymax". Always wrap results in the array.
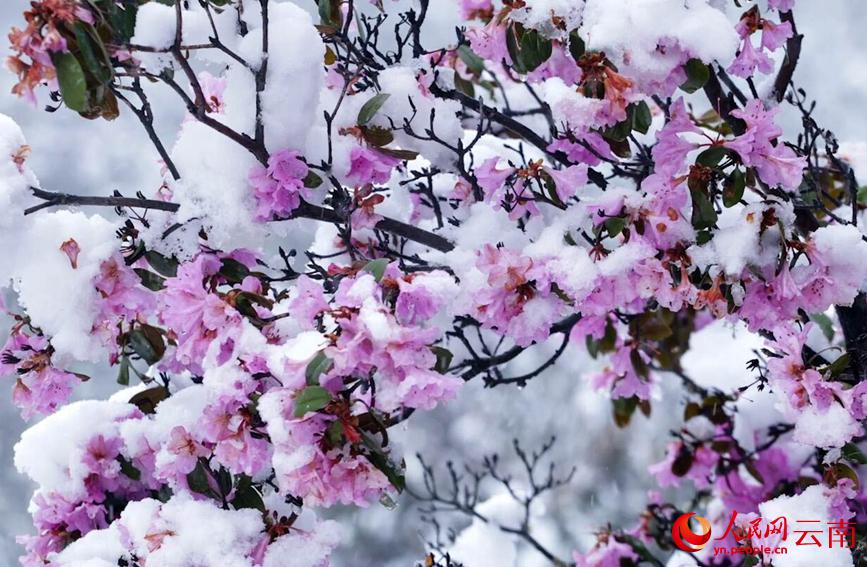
[{"xmin": 2, "ymin": 0, "xmax": 867, "ymax": 565}]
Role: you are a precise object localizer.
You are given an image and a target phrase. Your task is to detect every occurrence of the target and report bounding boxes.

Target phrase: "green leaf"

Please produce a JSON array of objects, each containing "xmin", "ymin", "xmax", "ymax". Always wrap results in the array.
[
  {"xmin": 506, "ymin": 25, "xmax": 552, "ymax": 73},
  {"xmin": 145, "ymin": 250, "xmax": 179, "ymax": 277},
  {"xmin": 362, "ymin": 434, "xmax": 405, "ymax": 491},
  {"xmin": 690, "ymin": 187, "xmax": 718, "ymax": 229},
  {"xmin": 568, "ymin": 30, "xmax": 585, "ymax": 62},
  {"xmin": 51, "ymin": 52, "xmax": 88, "ymax": 112},
  {"xmin": 293, "ymin": 386, "xmax": 331, "ymax": 417},
  {"xmin": 127, "ymin": 327, "xmax": 164, "ymax": 365},
  {"xmin": 612, "ymin": 396, "xmax": 638, "ymax": 428},
  {"xmin": 363, "ymin": 258, "xmax": 389, "ymax": 282},
  {"xmin": 220, "ymin": 258, "xmax": 251, "ymax": 284},
  {"xmin": 129, "ymin": 386, "xmax": 169, "ymax": 414},
  {"xmin": 303, "ymin": 170, "xmax": 323, "ymax": 188},
  {"xmin": 134, "ymin": 268, "xmax": 165, "ymax": 291},
  {"xmin": 431, "ymin": 346, "xmax": 453, "ymax": 374},
  {"xmin": 117, "ymin": 356, "xmax": 130, "ymax": 386},
  {"xmin": 680, "ymin": 58, "xmax": 710, "ymax": 94},
  {"xmin": 842, "ymin": 443, "xmax": 867, "ymax": 465},
  {"xmin": 186, "ymin": 460, "xmax": 213, "ymax": 496},
  {"xmin": 305, "ymin": 352, "xmax": 333, "ymax": 386},
  {"xmin": 457, "ymin": 45, "xmax": 485, "ymax": 74},
  {"xmin": 723, "ymin": 168, "xmax": 746, "ymax": 207},
  {"xmin": 695, "ymin": 146, "xmax": 730, "ymax": 167},
  {"xmin": 358, "ymin": 93, "xmax": 391, "ymax": 125},
  {"xmin": 118, "ymin": 455, "xmax": 141, "ymax": 481},
  {"xmin": 743, "ymin": 555, "xmax": 760, "ymax": 567},
  {"xmin": 361, "ymin": 126, "xmax": 395, "ymax": 148},
  {"xmin": 604, "ymin": 217, "xmax": 626, "ymax": 238},
  {"xmin": 73, "ymin": 23, "xmax": 111, "ymax": 84},
  {"xmin": 232, "ymin": 475, "xmax": 266, "ymax": 512},
  {"xmin": 631, "ymin": 101, "xmax": 652, "ymax": 135},
  {"xmin": 828, "ymin": 352, "xmax": 851, "ymax": 378},
  {"xmin": 811, "ymin": 312, "xmax": 835, "ymax": 341}
]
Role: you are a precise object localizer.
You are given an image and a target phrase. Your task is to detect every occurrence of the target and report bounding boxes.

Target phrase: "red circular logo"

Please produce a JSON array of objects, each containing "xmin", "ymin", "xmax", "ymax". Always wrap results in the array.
[{"xmin": 672, "ymin": 513, "xmax": 712, "ymax": 552}]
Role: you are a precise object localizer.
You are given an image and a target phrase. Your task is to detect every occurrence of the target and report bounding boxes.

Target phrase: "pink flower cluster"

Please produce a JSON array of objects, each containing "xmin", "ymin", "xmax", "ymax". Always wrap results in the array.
[{"xmin": 249, "ymin": 149, "xmax": 312, "ymax": 221}]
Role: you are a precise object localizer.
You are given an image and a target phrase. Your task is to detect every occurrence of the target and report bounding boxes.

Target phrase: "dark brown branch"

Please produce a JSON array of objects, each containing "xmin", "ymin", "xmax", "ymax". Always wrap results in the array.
[
  {"xmin": 772, "ymin": 11, "xmax": 803, "ymax": 103},
  {"xmin": 24, "ymin": 189, "xmax": 455, "ymax": 253}
]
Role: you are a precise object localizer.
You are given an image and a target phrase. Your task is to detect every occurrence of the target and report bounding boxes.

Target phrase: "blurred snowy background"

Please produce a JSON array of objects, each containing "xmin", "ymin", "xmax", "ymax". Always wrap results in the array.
[{"xmin": 0, "ymin": 1, "xmax": 865, "ymax": 565}]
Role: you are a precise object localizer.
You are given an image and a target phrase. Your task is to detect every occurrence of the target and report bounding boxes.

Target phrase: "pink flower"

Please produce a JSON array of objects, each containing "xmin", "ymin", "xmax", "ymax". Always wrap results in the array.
[
  {"xmin": 347, "ymin": 146, "xmax": 400, "ymax": 185},
  {"xmin": 201, "ymin": 394, "xmax": 270, "ymax": 476},
  {"xmin": 727, "ymin": 99, "xmax": 806, "ymax": 189},
  {"xmin": 768, "ymin": 0, "xmax": 795, "ymax": 11},
  {"xmin": 573, "ymin": 537, "xmax": 638, "ymax": 567},
  {"xmin": 727, "ymin": 37, "xmax": 774, "ymax": 78},
  {"xmin": 197, "ymin": 71, "xmax": 226, "ymax": 113},
  {"xmin": 761, "ymin": 19, "xmax": 793, "ymax": 52},
  {"xmin": 163, "ymin": 426, "xmax": 208, "ymax": 477},
  {"xmin": 249, "ymin": 149, "xmax": 311, "ymax": 221},
  {"xmin": 159, "ymin": 254, "xmax": 243, "ymax": 374},
  {"xmin": 1, "ymin": 330, "xmax": 80, "ymax": 420},
  {"xmin": 459, "ymin": 0, "xmax": 493, "ymax": 20},
  {"xmin": 545, "ymin": 164, "xmax": 588, "ymax": 200},
  {"xmin": 650, "ymin": 98, "xmax": 703, "ymax": 177}
]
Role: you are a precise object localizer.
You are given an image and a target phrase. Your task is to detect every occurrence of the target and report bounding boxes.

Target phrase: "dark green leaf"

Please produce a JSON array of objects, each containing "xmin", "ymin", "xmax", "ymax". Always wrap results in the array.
[
  {"xmin": 145, "ymin": 250, "xmax": 178, "ymax": 277},
  {"xmin": 128, "ymin": 327, "xmax": 164, "ymax": 365},
  {"xmin": 134, "ymin": 268, "xmax": 165, "ymax": 291},
  {"xmin": 828, "ymin": 352, "xmax": 851, "ymax": 377},
  {"xmin": 186, "ymin": 460, "xmax": 213, "ymax": 496},
  {"xmin": 118, "ymin": 455, "xmax": 141, "ymax": 481},
  {"xmin": 506, "ymin": 25, "xmax": 552, "ymax": 73},
  {"xmin": 631, "ymin": 101, "xmax": 652, "ymax": 135},
  {"xmin": 362, "ymin": 434, "xmax": 405, "ymax": 491},
  {"xmin": 73, "ymin": 23, "xmax": 111, "ymax": 84},
  {"xmin": 293, "ymin": 386, "xmax": 331, "ymax": 417},
  {"xmin": 303, "ymin": 170, "xmax": 323, "ymax": 188},
  {"xmin": 671, "ymin": 447, "xmax": 694, "ymax": 477},
  {"xmin": 51, "ymin": 52, "xmax": 88, "ymax": 112},
  {"xmin": 220, "ymin": 258, "xmax": 251, "ymax": 284},
  {"xmin": 723, "ymin": 168, "xmax": 746, "ymax": 207},
  {"xmin": 690, "ymin": 187, "xmax": 718, "ymax": 229},
  {"xmin": 361, "ymin": 126, "xmax": 394, "ymax": 148},
  {"xmin": 680, "ymin": 58, "xmax": 710, "ymax": 94},
  {"xmin": 431, "ymin": 346, "xmax": 453, "ymax": 374},
  {"xmin": 842, "ymin": 443, "xmax": 867, "ymax": 465},
  {"xmin": 568, "ymin": 30, "xmax": 585, "ymax": 62},
  {"xmin": 358, "ymin": 93, "xmax": 391, "ymax": 125},
  {"xmin": 457, "ymin": 45, "xmax": 485, "ymax": 74},
  {"xmin": 129, "ymin": 386, "xmax": 169, "ymax": 414},
  {"xmin": 232, "ymin": 475, "xmax": 265, "ymax": 512},
  {"xmin": 117, "ymin": 356, "xmax": 130, "ymax": 386},
  {"xmin": 604, "ymin": 217, "xmax": 626, "ymax": 238},
  {"xmin": 612, "ymin": 396, "xmax": 638, "ymax": 428},
  {"xmin": 695, "ymin": 146, "xmax": 730, "ymax": 167},
  {"xmin": 305, "ymin": 352, "xmax": 333, "ymax": 386}
]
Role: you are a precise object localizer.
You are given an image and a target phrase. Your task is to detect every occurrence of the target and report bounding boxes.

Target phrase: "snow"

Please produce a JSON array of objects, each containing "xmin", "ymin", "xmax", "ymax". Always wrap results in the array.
[
  {"xmin": 512, "ymin": 0, "xmax": 586, "ymax": 37},
  {"xmin": 758, "ymin": 486, "xmax": 853, "ymax": 567},
  {"xmin": 10, "ymin": 211, "xmax": 119, "ymax": 361},
  {"xmin": 449, "ymin": 493, "xmax": 524, "ymax": 567},
  {"xmin": 793, "ymin": 403, "xmax": 862, "ymax": 449},
  {"xmin": 14, "ymin": 400, "xmax": 138, "ymax": 496},
  {"xmin": 246, "ymin": 2, "xmax": 325, "ymax": 153},
  {"xmin": 130, "ymin": 2, "xmax": 176, "ymax": 50},
  {"xmin": 581, "ymin": 0, "xmax": 739, "ymax": 86},
  {"xmin": 54, "ymin": 495, "xmax": 267, "ymax": 567},
  {"xmin": 0, "ymin": 113, "xmax": 36, "ymax": 234}
]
